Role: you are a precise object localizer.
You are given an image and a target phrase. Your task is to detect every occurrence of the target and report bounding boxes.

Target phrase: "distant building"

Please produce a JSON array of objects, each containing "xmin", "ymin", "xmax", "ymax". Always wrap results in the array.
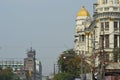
[
  {"xmin": 0, "ymin": 48, "xmax": 42, "ymax": 80},
  {"xmin": 0, "ymin": 58, "xmax": 26, "ymax": 79},
  {"xmin": 24, "ymin": 47, "xmax": 42, "ymax": 80},
  {"xmin": 0, "ymin": 58, "xmax": 24, "ymax": 71}
]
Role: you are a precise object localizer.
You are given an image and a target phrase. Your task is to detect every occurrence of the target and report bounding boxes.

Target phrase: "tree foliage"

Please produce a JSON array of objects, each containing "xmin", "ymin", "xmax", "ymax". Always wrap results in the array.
[
  {"xmin": 53, "ymin": 72, "xmax": 74, "ymax": 80},
  {"xmin": 57, "ymin": 49, "xmax": 91, "ymax": 78},
  {"xmin": 0, "ymin": 67, "xmax": 25, "ymax": 80},
  {"xmin": 0, "ymin": 67, "xmax": 14, "ymax": 80}
]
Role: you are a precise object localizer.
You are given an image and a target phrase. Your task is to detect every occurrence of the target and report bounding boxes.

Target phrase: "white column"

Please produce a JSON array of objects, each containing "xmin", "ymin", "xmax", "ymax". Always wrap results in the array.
[
  {"xmin": 109, "ymin": 21, "xmax": 114, "ymax": 48},
  {"xmin": 85, "ymin": 33, "xmax": 89, "ymax": 53},
  {"xmin": 117, "ymin": 35, "xmax": 119, "ymax": 47}
]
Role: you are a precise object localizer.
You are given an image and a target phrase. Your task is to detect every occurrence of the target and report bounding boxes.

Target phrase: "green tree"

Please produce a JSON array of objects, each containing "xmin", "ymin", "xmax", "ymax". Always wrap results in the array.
[
  {"xmin": 0, "ymin": 67, "xmax": 27, "ymax": 80},
  {"xmin": 58, "ymin": 49, "xmax": 76, "ymax": 73},
  {"xmin": 0, "ymin": 67, "xmax": 14, "ymax": 80},
  {"xmin": 58, "ymin": 49, "xmax": 91, "ymax": 78},
  {"xmin": 53, "ymin": 72, "xmax": 74, "ymax": 80}
]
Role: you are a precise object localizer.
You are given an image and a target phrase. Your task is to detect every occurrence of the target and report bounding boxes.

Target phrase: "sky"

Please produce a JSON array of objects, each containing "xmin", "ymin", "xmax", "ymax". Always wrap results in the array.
[{"xmin": 0, "ymin": 0, "xmax": 96, "ymax": 76}]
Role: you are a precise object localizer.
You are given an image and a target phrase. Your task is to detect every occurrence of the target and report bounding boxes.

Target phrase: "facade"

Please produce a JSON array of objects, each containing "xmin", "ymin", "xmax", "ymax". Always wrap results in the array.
[
  {"xmin": 75, "ymin": 0, "xmax": 120, "ymax": 80},
  {"xmin": 24, "ymin": 48, "xmax": 42, "ymax": 80},
  {"xmin": 0, "ymin": 58, "xmax": 24, "ymax": 71},
  {"xmin": 75, "ymin": 6, "xmax": 91, "ymax": 56}
]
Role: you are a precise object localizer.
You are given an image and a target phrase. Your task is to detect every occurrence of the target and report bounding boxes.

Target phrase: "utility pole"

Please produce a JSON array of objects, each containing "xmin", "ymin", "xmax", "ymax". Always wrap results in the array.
[
  {"xmin": 91, "ymin": 30, "xmax": 96, "ymax": 80},
  {"xmin": 33, "ymin": 49, "xmax": 36, "ymax": 80},
  {"xmin": 99, "ymin": 27, "xmax": 105, "ymax": 80},
  {"xmin": 80, "ymin": 53, "xmax": 83, "ymax": 80},
  {"xmin": 118, "ymin": 24, "xmax": 120, "ymax": 62},
  {"xmin": 54, "ymin": 64, "xmax": 56, "ymax": 76}
]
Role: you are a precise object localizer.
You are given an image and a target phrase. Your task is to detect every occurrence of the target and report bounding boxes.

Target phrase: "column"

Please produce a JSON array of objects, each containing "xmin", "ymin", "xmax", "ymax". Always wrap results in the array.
[
  {"xmin": 109, "ymin": 21, "xmax": 114, "ymax": 48},
  {"xmin": 85, "ymin": 32, "xmax": 89, "ymax": 54}
]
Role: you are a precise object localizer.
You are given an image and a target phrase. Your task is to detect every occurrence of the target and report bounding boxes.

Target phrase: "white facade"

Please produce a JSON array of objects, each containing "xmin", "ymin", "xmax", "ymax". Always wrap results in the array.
[
  {"xmin": 75, "ymin": 6, "xmax": 92, "ymax": 56},
  {"xmin": 75, "ymin": 0, "xmax": 120, "ymax": 67}
]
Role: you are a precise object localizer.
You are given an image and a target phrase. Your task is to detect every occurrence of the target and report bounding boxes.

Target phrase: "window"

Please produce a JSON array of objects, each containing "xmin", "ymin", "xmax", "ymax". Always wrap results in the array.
[
  {"xmin": 118, "ymin": 22, "xmax": 120, "ymax": 30},
  {"xmin": 82, "ymin": 35, "xmax": 85, "ymax": 41},
  {"xmin": 104, "ymin": 7, "xmax": 109, "ymax": 11},
  {"xmin": 114, "ymin": 35, "xmax": 118, "ymax": 48},
  {"xmin": 105, "ymin": 35, "xmax": 109, "ymax": 48},
  {"xmin": 105, "ymin": 0, "xmax": 108, "ymax": 4},
  {"xmin": 79, "ymin": 35, "xmax": 81, "ymax": 42},
  {"xmin": 105, "ymin": 53, "xmax": 109, "ymax": 62},
  {"xmin": 101, "ymin": 22, "xmax": 104, "ymax": 31},
  {"xmin": 105, "ymin": 22, "xmax": 109, "ymax": 30},
  {"xmin": 114, "ymin": 21, "xmax": 118, "ymax": 31},
  {"xmin": 114, "ymin": 0, "xmax": 119, "ymax": 4}
]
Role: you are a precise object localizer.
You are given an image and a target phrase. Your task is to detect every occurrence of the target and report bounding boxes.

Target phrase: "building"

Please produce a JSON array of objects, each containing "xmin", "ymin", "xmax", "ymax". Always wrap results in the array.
[
  {"xmin": 74, "ymin": 0, "xmax": 120, "ymax": 80},
  {"xmin": 24, "ymin": 47, "xmax": 42, "ymax": 80},
  {"xmin": 0, "ymin": 58, "xmax": 26, "ymax": 79},
  {"xmin": 0, "ymin": 58, "xmax": 24, "ymax": 71}
]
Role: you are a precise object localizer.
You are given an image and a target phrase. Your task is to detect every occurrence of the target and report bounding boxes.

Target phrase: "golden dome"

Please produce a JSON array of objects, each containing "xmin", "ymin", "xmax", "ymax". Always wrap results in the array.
[{"xmin": 77, "ymin": 6, "xmax": 90, "ymax": 17}]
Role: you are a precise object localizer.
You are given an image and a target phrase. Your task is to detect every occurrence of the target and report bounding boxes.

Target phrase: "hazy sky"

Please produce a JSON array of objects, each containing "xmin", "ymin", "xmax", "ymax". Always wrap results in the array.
[{"xmin": 0, "ymin": 0, "xmax": 96, "ymax": 76}]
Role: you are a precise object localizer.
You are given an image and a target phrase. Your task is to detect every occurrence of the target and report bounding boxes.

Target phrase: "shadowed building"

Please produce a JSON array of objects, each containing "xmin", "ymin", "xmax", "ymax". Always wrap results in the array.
[{"xmin": 24, "ymin": 47, "xmax": 42, "ymax": 80}]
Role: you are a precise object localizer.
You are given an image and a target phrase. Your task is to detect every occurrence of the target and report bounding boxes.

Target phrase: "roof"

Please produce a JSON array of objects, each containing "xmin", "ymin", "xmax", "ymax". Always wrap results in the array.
[{"xmin": 77, "ymin": 6, "xmax": 90, "ymax": 17}]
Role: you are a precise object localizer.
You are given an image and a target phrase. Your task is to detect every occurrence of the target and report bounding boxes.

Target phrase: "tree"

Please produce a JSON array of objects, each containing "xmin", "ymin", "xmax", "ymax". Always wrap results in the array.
[
  {"xmin": 58, "ymin": 49, "xmax": 77, "ymax": 73},
  {"xmin": 58, "ymin": 49, "xmax": 91, "ymax": 78},
  {"xmin": 0, "ymin": 67, "xmax": 14, "ymax": 80},
  {"xmin": 53, "ymin": 72, "xmax": 74, "ymax": 80},
  {"xmin": 0, "ymin": 67, "xmax": 26, "ymax": 80}
]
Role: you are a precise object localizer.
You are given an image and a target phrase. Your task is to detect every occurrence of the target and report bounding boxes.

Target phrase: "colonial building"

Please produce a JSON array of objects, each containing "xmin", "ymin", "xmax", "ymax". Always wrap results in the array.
[{"xmin": 75, "ymin": 0, "xmax": 120, "ymax": 80}]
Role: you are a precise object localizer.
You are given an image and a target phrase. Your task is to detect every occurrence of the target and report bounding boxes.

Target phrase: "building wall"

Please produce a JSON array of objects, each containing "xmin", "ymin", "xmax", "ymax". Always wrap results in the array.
[
  {"xmin": 0, "ymin": 59, "xmax": 24, "ymax": 71},
  {"xmin": 74, "ymin": 0, "xmax": 120, "ymax": 79}
]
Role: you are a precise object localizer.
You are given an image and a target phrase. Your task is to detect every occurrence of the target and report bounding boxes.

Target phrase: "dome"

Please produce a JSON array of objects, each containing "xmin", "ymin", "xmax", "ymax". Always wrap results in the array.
[{"xmin": 77, "ymin": 6, "xmax": 90, "ymax": 17}]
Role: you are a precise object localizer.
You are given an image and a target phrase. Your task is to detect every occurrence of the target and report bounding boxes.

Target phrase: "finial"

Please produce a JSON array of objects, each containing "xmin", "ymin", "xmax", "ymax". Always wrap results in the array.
[
  {"xmin": 30, "ymin": 47, "xmax": 32, "ymax": 51},
  {"xmin": 82, "ymin": 6, "xmax": 85, "ymax": 8}
]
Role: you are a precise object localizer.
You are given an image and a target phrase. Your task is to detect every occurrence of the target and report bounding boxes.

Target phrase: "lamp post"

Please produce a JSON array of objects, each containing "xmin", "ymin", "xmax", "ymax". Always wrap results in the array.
[
  {"xmin": 118, "ymin": 25, "xmax": 120, "ymax": 62},
  {"xmin": 54, "ymin": 64, "xmax": 56, "ymax": 76}
]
